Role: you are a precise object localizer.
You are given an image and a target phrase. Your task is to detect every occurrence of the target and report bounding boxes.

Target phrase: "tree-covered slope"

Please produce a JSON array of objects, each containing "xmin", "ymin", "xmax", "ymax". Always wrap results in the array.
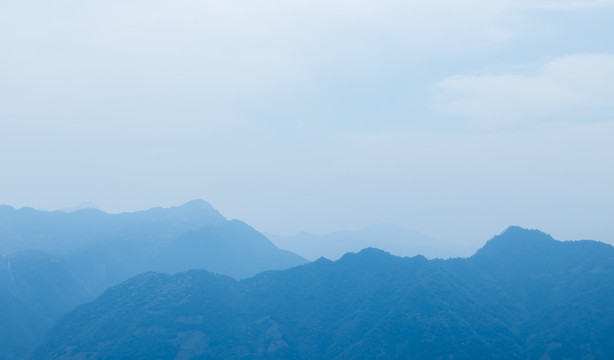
[
  {"xmin": 30, "ymin": 227, "xmax": 614, "ymax": 359},
  {"xmin": 0, "ymin": 200, "xmax": 307, "ymax": 360},
  {"xmin": 0, "ymin": 251, "xmax": 89, "ymax": 360}
]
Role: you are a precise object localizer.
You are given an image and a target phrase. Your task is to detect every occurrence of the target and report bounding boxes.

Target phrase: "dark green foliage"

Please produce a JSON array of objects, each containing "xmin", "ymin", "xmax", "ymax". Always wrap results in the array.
[{"xmin": 30, "ymin": 227, "xmax": 614, "ymax": 359}]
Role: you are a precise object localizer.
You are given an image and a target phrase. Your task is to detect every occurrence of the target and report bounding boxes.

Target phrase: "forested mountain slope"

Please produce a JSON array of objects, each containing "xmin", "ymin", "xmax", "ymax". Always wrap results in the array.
[
  {"xmin": 0, "ymin": 200, "xmax": 306, "ymax": 360},
  {"xmin": 31, "ymin": 227, "xmax": 614, "ymax": 359}
]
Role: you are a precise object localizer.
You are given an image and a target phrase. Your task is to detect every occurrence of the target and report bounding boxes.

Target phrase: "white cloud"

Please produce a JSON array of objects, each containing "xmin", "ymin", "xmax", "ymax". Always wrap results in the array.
[{"xmin": 436, "ymin": 53, "xmax": 614, "ymax": 127}]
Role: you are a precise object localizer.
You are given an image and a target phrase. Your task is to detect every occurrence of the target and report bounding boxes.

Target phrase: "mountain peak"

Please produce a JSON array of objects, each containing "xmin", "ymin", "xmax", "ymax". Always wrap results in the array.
[
  {"xmin": 497, "ymin": 226, "xmax": 555, "ymax": 244},
  {"xmin": 145, "ymin": 200, "xmax": 227, "ymax": 224},
  {"xmin": 501, "ymin": 225, "xmax": 552, "ymax": 238},
  {"xmin": 338, "ymin": 247, "xmax": 392, "ymax": 260},
  {"xmin": 60, "ymin": 202, "xmax": 98, "ymax": 213},
  {"xmin": 337, "ymin": 247, "xmax": 405, "ymax": 266},
  {"xmin": 473, "ymin": 226, "xmax": 557, "ymax": 259},
  {"xmin": 179, "ymin": 199, "xmax": 215, "ymax": 209}
]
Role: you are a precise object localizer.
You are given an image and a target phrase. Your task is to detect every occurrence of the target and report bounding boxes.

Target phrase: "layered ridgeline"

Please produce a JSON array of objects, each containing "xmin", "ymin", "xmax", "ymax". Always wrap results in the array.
[
  {"xmin": 0, "ymin": 200, "xmax": 306, "ymax": 290},
  {"xmin": 31, "ymin": 227, "xmax": 614, "ymax": 359},
  {"xmin": 267, "ymin": 223, "xmax": 472, "ymax": 260},
  {"xmin": 0, "ymin": 200, "xmax": 306, "ymax": 360}
]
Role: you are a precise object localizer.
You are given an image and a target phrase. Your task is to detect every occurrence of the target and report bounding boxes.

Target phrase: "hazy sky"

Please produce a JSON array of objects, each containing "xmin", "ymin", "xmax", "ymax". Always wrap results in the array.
[{"xmin": 2, "ymin": 0, "xmax": 613, "ymax": 247}]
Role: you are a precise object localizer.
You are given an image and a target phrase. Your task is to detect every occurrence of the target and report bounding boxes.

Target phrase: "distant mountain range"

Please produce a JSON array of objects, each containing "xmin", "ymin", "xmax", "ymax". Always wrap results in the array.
[
  {"xmin": 0, "ymin": 199, "xmax": 226, "ymax": 255},
  {"xmin": 59, "ymin": 201, "xmax": 98, "ymax": 213},
  {"xmin": 0, "ymin": 200, "xmax": 306, "ymax": 360},
  {"xmin": 267, "ymin": 223, "xmax": 472, "ymax": 260},
  {"xmin": 30, "ymin": 227, "xmax": 614, "ymax": 359}
]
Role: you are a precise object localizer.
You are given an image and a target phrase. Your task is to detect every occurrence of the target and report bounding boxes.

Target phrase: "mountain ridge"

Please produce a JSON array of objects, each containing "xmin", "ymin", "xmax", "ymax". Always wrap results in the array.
[
  {"xmin": 0, "ymin": 200, "xmax": 308, "ymax": 360},
  {"xmin": 267, "ymin": 223, "xmax": 468, "ymax": 260},
  {"xmin": 30, "ymin": 226, "xmax": 614, "ymax": 359}
]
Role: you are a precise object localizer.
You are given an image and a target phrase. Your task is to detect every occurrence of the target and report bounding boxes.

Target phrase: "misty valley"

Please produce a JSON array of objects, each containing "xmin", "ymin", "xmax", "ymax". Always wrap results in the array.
[{"xmin": 1, "ymin": 201, "xmax": 613, "ymax": 359}]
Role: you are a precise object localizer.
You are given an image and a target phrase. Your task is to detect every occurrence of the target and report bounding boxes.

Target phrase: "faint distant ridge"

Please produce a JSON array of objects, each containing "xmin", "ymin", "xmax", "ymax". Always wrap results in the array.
[
  {"xmin": 60, "ymin": 202, "xmax": 99, "ymax": 213},
  {"xmin": 267, "ymin": 223, "xmax": 471, "ymax": 260}
]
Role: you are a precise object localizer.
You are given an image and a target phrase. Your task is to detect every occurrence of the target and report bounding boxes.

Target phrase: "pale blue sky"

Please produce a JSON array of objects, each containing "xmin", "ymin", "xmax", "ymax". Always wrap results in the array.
[{"xmin": 1, "ymin": 0, "xmax": 613, "ymax": 247}]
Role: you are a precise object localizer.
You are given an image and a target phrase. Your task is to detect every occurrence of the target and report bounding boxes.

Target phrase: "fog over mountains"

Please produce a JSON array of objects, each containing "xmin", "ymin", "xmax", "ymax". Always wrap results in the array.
[
  {"xmin": 3, "ymin": 0, "xmax": 612, "ymax": 358},
  {"xmin": 0, "ymin": 200, "xmax": 306, "ymax": 360},
  {"xmin": 1, "ymin": 201, "xmax": 613, "ymax": 359},
  {"xmin": 30, "ymin": 227, "xmax": 614, "ymax": 359},
  {"xmin": 0, "ymin": 200, "xmax": 305, "ymax": 287},
  {"xmin": 267, "ymin": 223, "xmax": 473, "ymax": 260}
]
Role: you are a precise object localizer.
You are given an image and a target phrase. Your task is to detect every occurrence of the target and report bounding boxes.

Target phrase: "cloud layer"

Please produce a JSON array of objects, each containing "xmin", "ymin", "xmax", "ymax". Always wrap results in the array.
[
  {"xmin": 1, "ymin": 0, "xmax": 613, "ymax": 244},
  {"xmin": 437, "ymin": 53, "xmax": 614, "ymax": 127}
]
